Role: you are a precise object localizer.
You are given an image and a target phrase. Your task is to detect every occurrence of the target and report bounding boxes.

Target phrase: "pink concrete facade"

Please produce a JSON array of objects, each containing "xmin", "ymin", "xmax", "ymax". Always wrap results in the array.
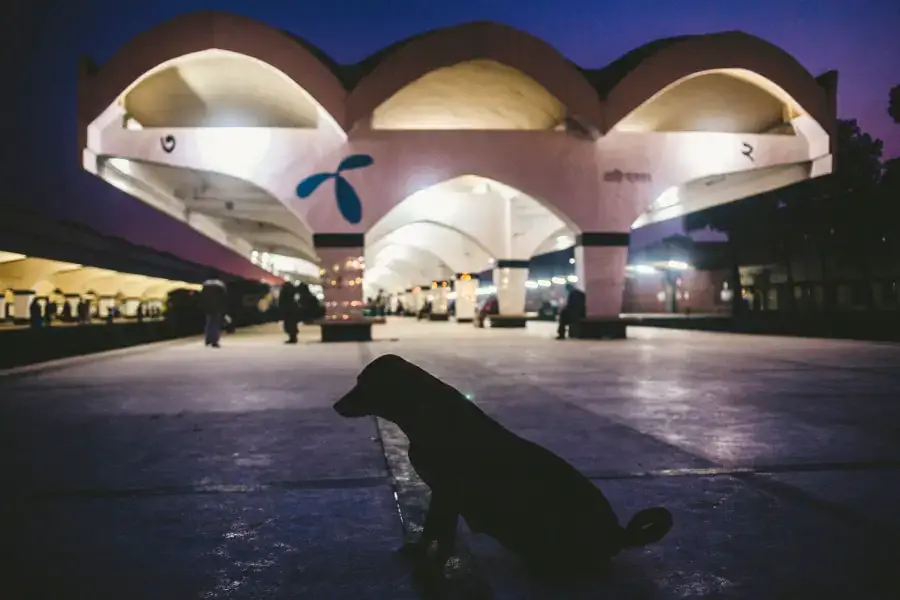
[{"xmin": 77, "ymin": 11, "xmax": 837, "ymax": 324}]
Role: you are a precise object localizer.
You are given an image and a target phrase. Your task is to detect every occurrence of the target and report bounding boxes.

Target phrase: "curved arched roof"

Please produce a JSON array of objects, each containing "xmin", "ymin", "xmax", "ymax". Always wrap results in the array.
[{"xmin": 80, "ymin": 11, "xmax": 834, "ymax": 135}]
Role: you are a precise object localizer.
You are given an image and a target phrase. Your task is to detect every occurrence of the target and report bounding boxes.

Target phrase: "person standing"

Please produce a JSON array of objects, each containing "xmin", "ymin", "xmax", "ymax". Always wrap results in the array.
[
  {"xmin": 279, "ymin": 282, "xmax": 299, "ymax": 344},
  {"xmin": 200, "ymin": 276, "xmax": 227, "ymax": 348}
]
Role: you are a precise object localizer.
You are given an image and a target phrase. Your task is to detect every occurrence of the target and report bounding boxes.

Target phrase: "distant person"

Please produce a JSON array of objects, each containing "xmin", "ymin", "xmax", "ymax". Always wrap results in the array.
[
  {"xmin": 279, "ymin": 282, "xmax": 299, "ymax": 344},
  {"xmin": 61, "ymin": 300, "xmax": 73, "ymax": 322},
  {"xmin": 296, "ymin": 283, "xmax": 323, "ymax": 325},
  {"xmin": 557, "ymin": 283, "xmax": 586, "ymax": 340},
  {"xmin": 29, "ymin": 298, "xmax": 42, "ymax": 329},
  {"xmin": 200, "ymin": 276, "xmax": 227, "ymax": 348},
  {"xmin": 44, "ymin": 300, "xmax": 57, "ymax": 326},
  {"xmin": 475, "ymin": 295, "xmax": 499, "ymax": 328},
  {"xmin": 395, "ymin": 300, "xmax": 405, "ymax": 316}
]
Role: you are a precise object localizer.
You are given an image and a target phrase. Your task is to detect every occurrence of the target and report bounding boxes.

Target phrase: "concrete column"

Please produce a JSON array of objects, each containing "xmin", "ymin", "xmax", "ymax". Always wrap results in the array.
[
  {"xmin": 573, "ymin": 232, "xmax": 630, "ymax": 339},
  {"xmin": 0, "ymin": 296, "xmax": 6, "ymax": 321},
  {"xmin": 411, "ymin": 286, "xmax": 426, "ymax": 313},
  {"xmin": 454, "ymin": 273, "xmax": 478, "ymax": 323},
  {"xmin": 428, "ymin": 280, "xmax": 450, "ymax": 320},
  {"xmin": 492, "ymin": 260, "xmax": 529, "ymax": 328},
  {"xmin": 98, "ymin": 296, "xmax": 117, "ymax": 318},
  {"xmin": 12, "ymin": 290, "xmax": 35, "ymax": 324},
  {"xmin": 314, "ymin": 234, "xmax": 366, "ymax": 322},
  {"xmin": 122, "ymin": 297, "xmax": 141, "ymax": 318}
]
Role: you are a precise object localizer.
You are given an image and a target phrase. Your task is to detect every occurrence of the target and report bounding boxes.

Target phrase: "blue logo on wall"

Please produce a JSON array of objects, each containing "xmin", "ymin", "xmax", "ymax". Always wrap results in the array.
[{"xmin": 296, "ymin": 154, "xmax": 374, "ymax": 225}]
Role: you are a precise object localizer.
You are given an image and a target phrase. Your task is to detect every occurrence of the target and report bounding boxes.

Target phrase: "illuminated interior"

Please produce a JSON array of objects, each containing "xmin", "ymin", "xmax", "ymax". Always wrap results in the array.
[
  {"xmin": 371, "ymin": 60, "xmax": 566, "ymax": 130},
  {"xmin": 121, "ymin": 50, "xmax": 325, "ymax": 129},
  {"xmin": 613, "ymin": 69, "xmax": 804, "ymax": 134}
]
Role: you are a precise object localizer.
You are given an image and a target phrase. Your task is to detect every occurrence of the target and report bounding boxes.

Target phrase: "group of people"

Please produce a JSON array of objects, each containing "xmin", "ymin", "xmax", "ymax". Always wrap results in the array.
[
  {"xmin": 26, "ymin": 297, "xmax": 162, "ymax": 329},
  {"xmin": 279, "ymin": 282, "xmax": 324, "ymax": 344}
]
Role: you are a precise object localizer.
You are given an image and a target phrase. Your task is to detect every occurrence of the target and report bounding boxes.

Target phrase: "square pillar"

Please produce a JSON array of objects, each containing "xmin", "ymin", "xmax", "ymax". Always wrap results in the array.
[
  {"xmin": 97, "ymin": 296, "xmax": 117, "ymax": 318},
  {"xmin": 12, "ymin": 290, "xmax": 35, "ymax": 325},
  {"xmin": 492, "ymin": 259, "xmax": 529, "ymax": 328},
  {"xmin": 314, "ymin": 233, "xmax": 371, "ymax": 342},
  {"xmin": 0, "ymin": 295, "xmax": 6, "ymax": 321},
  {"xmin": 453, "ymin": 273, "xmax": 478, "ymax": 323},
  {"xmin": 122, "ymin": 297, "xmax": 142, "ymax": 318},
  {"xmin": 573, "ymin": 232, "xmax": 630, "ymax": 339},
  {"xmin": 428, "ymin": 280, "xmax": 451, "ymax": 321}
]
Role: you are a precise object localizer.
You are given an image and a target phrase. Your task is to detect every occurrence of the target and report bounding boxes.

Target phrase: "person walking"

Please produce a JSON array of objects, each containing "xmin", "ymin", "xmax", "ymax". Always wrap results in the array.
[{"xmin": 200, "ymin": 276, "xmax": 227, "ymax": 348}]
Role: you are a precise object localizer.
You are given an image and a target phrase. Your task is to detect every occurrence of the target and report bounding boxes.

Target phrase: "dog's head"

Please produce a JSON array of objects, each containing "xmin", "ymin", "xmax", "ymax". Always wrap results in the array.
[{"xmin": 334, "ymin": 354, "xmax": 430, "ymax": 419}]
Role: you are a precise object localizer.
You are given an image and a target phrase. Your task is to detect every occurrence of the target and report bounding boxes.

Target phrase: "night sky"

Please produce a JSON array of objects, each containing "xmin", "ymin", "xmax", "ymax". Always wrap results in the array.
[{"xmin": 5, "ymin": 0, "xmax": 898, "ymax": 276}]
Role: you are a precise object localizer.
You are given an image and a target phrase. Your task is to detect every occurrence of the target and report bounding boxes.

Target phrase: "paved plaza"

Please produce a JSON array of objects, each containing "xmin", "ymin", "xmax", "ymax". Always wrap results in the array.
[{"xmin": 1, "ymin": 320, "xmax": 898, "ymax": 599}]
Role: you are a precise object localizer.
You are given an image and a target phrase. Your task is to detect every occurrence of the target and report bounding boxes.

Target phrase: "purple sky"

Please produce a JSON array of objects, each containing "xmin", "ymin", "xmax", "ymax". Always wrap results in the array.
[{"xmin": 5, "ymin": 0, "xmax": 898, "ymax": 272}]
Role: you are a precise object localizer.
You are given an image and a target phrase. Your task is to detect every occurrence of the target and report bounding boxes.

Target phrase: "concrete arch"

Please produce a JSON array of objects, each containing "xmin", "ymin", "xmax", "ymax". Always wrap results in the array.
[
  {"xmin": 605, "ymin": 32, "xmax": 834, "ymax": 135},
  {"xmin": 120, "ymin": 50, "xmax": 326, "ymax": 129},
  {"xmin": 531, "ymin": 226, "xmax": 576, "ymax": 257},
  {"xmin": 304, "ymin": 141, "xmax": 589, "ymax": 236},
  {"xmin": 368, "ymin": 245, "xmax": 452, "ymax": 282},
  {"xmin": 347, "ymin": 21, "xmax": 602, "ymax": 130},
  {"xmin": 367, "ymin": 221, "xmax": 494, "ymax": 274},
  {"xmin": 78, "ymin": 11, "xmax": 347, "ymax": 133},
  {"xmin": 32, "ymin": 280, "xmax": 59, "ymax": 297},
  {"xmin": 364, "ymin": 269, "xmax": 411, "ymax": 293}
]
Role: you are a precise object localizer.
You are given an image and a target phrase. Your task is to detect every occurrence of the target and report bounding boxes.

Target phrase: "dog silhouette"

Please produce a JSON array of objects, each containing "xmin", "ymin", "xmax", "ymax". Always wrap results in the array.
[{"xmin": 334, "ymin": 354, "xmax": 672, "ymax": 574}]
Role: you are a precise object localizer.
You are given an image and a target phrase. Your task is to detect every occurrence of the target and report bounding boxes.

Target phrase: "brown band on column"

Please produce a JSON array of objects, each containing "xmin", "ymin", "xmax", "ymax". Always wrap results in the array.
[
  {"xmin": 576, "ymin": 232, "xmax": 630, "ymax": 247},
  {"xmin": 313, "ymin": 233, "xmax": 364, "ymax": 248}
]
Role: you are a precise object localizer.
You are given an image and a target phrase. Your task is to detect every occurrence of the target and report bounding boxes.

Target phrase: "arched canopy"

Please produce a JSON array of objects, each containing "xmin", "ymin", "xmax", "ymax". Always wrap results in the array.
[
  {"xmin": 613, "ymin": 70, "xmax": 800, "ymax": 134},
  {"xmin": 367, "ymin": 245, "xmax": 452, "ymax": 284},
  {"xmin": 121, "ymin": 50, "xmax": 324, "ymax": 128},
  {"xmin": 367, "ymin": 221, "xmax": 494, "ymax": 274},
  {"xmin": 79, "ymin": 11, "xmax": 347, "ymax": 131},
  {"xmin": 604, "ymin": 32, "xmax": 833, "ymax": 134},
  {"xmin": 370, "ymin": 60, "xmax": 566, "ymax": 130},
  {"xmin": 366, "ymin": 175, "xmax": 567, "ymax": 260},
  {"xmin": 347, "ymin": 21, "xmax": 602, "ymax": 130}
]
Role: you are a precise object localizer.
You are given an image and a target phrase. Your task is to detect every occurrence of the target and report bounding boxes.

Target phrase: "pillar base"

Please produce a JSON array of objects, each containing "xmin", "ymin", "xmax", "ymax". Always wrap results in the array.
[
  {"xmin": 571, "ymin": 318, "xmax": 627, "ymax": 340},
  {"xmin": 428, "ymin": 313, "xmax": 450, "ymax": 321},
  {"xmin": 319, "ymin": 321, "xmax": 373, "ymax": 343},
  {"xmin": 488, "ymin": 315, "xmax": 528, "ymax": 328},
  {"xmin": 455, "ymin": 317, "xmax": 474, "ymax": 324}
]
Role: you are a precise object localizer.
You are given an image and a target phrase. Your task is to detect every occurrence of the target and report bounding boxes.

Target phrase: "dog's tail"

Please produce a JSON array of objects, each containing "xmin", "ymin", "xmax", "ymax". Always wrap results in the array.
[{"xmin": 621, "ymin": 507, "xmax": 673, "ymax": 548}]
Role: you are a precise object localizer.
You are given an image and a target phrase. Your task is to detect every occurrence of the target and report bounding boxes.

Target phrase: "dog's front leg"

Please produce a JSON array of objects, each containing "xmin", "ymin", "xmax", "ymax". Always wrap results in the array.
[{"xmin": 421, "ymin": 490, "xmax": 460, "ymax": 566}]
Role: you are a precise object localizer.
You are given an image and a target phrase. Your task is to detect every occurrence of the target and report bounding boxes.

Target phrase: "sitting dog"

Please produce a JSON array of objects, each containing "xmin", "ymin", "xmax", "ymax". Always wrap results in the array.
[{"xmin": 333, "ymin": 354, "xmax": 672, "ymax": 574}]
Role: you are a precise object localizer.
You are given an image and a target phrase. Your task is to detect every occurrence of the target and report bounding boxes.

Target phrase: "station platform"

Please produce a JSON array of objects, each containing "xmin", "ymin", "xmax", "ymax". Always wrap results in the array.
[{"xmin": 1, "ymin": 321, "xmax": 897, "ymax": 598}]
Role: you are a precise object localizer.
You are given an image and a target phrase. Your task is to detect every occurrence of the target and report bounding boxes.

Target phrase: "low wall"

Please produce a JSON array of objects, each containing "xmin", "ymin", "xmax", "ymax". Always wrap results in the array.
[
  {"xmin": 0, "ymin": 320, "xmax": 206, "ymax": 370},
  {"xmin": 625, "ymin": 313, "xmax": 900, "ymax": 342}
]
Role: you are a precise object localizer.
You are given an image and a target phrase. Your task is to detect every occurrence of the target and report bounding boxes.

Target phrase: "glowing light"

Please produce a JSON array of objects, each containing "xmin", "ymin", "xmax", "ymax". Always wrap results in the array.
[
  {"xmin": 199, "ymin": 129, "xmax": 273, "ymax": 179},
  {"xmin": 538, "ymin": 280, "xmax": 551, "ymax": 287},
  {"xmin": 629, "ymin": 265, "xmax": 657, "ymax": 275},
  {"xmin": 569, "ymin": 258, "xmax": 575, "ymax": 265},
  {"xmin": 667, "ymin": 260, "xmax": 691, "ymax": 270},
  {"xmin": 125, "ymin": 117, "xmax": 143, "ymax": 131},
  {"xmin": 551, "ymin": 276, "xmax": 567, "ymax": 285},
  {"xmin": 566, "ymin": 275, "xmax": 579, "ymax": 283},
  {"xmin": 108, "ymin": 158, "xmax": 132, "ymax": 176},
  {"xmin": 525, "ymin": 280, "xmax": 538, "ymax": 289},
  {"xmin": 652, "ymin": 187, "xmax": 680, "ymax": 211}
]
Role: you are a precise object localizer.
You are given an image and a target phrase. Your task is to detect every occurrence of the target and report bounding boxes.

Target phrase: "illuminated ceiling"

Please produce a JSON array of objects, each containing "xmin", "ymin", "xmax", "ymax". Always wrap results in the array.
[
  {"xmin": 123, "ymin": 50, "xmax": 321, "ymax": 128},
  {"xmin": 614, "ymin": 71, "xmax": 800, "ymax": 134},
  {"xmin": 371, "ymin": 60, "xmax": 566, "ymax": 130},
  {"xmin": 103, "ymin": 159, "xmax": 317, "ymax": 263}
]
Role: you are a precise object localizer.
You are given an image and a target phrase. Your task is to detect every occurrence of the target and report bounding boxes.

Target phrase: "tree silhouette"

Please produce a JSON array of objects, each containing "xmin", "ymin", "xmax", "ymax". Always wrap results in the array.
[
  {"xmin": 889, "ymin": 84, "xmax": 900, "ymax": 124},
  {"xmin": 686, "ymin": 119, "xmax": 885, "ymax": 311}
]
